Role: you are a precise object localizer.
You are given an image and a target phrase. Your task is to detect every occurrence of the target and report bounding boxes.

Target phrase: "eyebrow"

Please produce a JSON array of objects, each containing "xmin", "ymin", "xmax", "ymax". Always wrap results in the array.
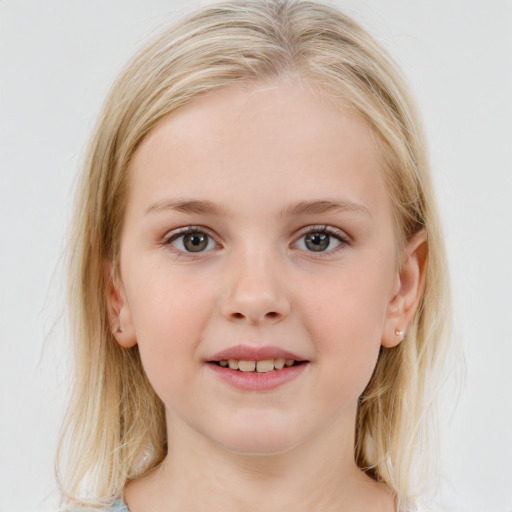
[
  {"xmin": 145, "ymin": 198, "xmax": 371, "ymax": 218},
  {"xmin": 145, "ymin": 199, "xmax": 229, "ymax": 216},
  {"xmin": 281, "ymin": 199, "xmax": 371, "ymax": 219}
]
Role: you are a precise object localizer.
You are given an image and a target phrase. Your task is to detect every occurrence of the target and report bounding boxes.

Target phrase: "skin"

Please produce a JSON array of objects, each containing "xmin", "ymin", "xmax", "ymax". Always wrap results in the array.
[{"xmin": 108, "ymin": 80, "xmax": 426, "ymax": 512}]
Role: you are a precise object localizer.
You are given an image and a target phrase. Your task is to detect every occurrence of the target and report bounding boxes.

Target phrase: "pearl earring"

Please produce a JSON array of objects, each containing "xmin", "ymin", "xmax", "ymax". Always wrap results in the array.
[{"xmin": 395, "ymin": 328, "xmax": 405, "ymax": 338}]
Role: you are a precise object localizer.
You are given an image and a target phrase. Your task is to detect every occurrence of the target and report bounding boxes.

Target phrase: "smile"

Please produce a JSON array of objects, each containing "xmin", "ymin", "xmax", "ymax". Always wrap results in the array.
[
  {"xmin": 206, "ymin": 346, "xmax": 309, "ymax": 391},
  {"xmin": 212, "ymin": 359, "xmax": 301, "ymax": 372}
]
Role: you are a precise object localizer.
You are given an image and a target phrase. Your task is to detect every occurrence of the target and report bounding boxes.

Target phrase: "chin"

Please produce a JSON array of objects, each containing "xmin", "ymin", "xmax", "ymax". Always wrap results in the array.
[
  {"xmin": 211, "ymin": 421, "xmax": 303, "ymax": 456},
  {"xmin": 233, "ymin": 439, "xmax": 295, "ymax": 455},
  {"xmin": 222, "ymin": 439, "xmax": 298, "ymax": 456}
]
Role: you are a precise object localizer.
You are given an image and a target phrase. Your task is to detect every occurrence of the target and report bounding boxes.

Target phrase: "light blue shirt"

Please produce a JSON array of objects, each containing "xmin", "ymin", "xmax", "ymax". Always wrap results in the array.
[{"xmin": 109, "ymin": 498, "xmax": 129, "ymax": 511}]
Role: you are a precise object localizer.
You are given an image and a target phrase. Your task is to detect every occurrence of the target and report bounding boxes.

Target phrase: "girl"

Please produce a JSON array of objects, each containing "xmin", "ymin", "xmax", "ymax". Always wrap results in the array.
[{"xmin": 56, "ymin": 1, "xmax": 452, "ymax": 510}]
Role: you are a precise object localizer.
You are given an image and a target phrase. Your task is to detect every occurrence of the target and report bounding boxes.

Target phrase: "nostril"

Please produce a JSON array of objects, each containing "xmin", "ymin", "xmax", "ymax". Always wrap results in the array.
[{"xmin": 230, "ymin": 311, "xmax": 279, "ymax": 321}]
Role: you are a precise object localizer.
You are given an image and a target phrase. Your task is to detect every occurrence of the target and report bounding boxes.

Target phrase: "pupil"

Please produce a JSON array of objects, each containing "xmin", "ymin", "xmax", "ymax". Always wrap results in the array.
[
  {"xmin": 184, "ymin": 233, "xmax": 208, "ymax": 252},
  {"xmin": 305, "ymin": 233, "xmax": 329, "ymax": 252}
]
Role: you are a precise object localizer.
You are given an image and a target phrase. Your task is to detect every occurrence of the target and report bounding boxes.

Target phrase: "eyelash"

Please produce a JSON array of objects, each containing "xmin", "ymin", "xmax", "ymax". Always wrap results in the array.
[
  {"xmin": 162, "ymin": 224, "xmax": 350, "ymax": 257},
  {"xmin": 294, "ymin": 225, "xmax": 350, "ymax": 258},
  {"xmin": 163, "ymin": 226, "xmax": 219, "ymax": 257}
]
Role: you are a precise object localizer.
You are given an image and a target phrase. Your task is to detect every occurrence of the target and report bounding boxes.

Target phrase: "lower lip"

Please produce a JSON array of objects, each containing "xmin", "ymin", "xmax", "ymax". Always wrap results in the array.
[{"xmin": 206, "ymin": 362, "xmax": 309, "ymax": 391}]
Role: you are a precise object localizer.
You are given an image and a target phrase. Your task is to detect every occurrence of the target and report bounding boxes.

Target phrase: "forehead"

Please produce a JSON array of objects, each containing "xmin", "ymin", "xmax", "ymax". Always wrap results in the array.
[{"xmin": 126, "ymin": 80, "xmax": 390, "ymax": 219}]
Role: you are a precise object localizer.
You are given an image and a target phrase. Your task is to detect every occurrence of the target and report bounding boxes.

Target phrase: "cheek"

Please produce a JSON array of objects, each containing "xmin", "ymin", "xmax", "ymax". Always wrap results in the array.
[
  {"xmin": 299, "ymin": 264, "xmax": 392, "ymax": 395},
  {"xmin": 303, "ymin": 263, "xmax": 391, "ymax": 338},
  {"xmin": 126, "ymin": 271, "xmax": 216, "ymax": 389},
  {"xmin": 130, "ymin": 267, "xmax": 213, "ymax": 335}
]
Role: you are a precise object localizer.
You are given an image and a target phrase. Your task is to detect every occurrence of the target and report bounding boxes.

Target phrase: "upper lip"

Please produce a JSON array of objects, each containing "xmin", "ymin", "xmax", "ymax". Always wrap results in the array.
[{"xmin": 208, "ymin": 344, "xmax": 306, "ymax": 362}]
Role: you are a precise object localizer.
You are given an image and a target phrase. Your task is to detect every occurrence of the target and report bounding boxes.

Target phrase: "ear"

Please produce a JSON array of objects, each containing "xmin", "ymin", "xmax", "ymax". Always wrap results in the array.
[
  {"xmin": 382, "ymin": 230, "xmax": 427, "ymax": 348},
  {"xmin": 104, "ymin": 260, "xmax": 137, "ymax": 348}
]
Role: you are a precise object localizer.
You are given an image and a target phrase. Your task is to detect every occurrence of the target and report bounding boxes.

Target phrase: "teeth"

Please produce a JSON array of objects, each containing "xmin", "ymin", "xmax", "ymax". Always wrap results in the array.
[
  {"xmin": 238, "ymin": 360, "xmax": 256, "ymax": 372},
  {"xmin": 274, "ymin": 358, "xmax": 285, "ymax": 370},
  {"xmin": 218, "ymin": 358, "xmax": 296, "ymax": 372},
  {"xmin": 256, "ymin": 360, "xmax": 274, "ymax": 373}
]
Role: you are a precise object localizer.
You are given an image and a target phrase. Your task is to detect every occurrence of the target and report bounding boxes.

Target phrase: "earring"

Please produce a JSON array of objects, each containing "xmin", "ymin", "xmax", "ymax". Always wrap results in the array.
[
  {"xmin": 112, "ymin": 310, "xmax": 123, "ymax": 335},
  {"xmin": 395, "ymin": 328, "xmax": 405, "ymax": 338}
]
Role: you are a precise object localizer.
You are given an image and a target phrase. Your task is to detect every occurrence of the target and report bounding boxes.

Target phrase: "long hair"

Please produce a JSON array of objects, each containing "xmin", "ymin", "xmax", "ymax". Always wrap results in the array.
[{"xmin": 57, "ymin": 1, "xmax": 452, "ymax": 509}]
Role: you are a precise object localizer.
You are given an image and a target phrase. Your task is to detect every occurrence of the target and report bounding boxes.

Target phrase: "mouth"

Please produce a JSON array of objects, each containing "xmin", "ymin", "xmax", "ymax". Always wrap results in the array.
[
  {"xmin": 206, "ymin": 345, "xmax": 309, "ymax": 390},
  {"xmin": 206, "ymin": 357, "xmax": 309, "ymax": 392},
  {"xmin": 207, "ymin": 344, "xmax": 309, "ymax": 372},
  {"xmin": 209, "ymin": 358, "xmax": 307, "ymax": 373}
]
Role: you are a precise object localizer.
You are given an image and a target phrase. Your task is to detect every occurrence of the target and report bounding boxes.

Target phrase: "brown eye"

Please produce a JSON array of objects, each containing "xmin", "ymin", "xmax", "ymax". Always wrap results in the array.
[
  {"xmin": 183, "ymin": 233, "xmax": 209, "ymax": 252},
  {"xmin": 304, "ymin": 233, "xmax": 330, "ymax": 252},
  {"xmin": 294, "ymin": 226, "xmax": 347, "ymax": 254},
  {"xmin": 168, "ymin": 229, "xmax": 216, "ymax": 253}
]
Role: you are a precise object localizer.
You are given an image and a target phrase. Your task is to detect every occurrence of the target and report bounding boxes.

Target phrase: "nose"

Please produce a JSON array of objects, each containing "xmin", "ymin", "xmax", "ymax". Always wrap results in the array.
[{"xmin": 220, "ymin": 247, "xmax": 291, "ymax": 325}]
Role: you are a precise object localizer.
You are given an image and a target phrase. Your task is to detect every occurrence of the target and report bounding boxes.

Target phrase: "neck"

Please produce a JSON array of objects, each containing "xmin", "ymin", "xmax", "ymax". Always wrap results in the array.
[{"xmin": 124, "ymin": 409, "xmax": 395, "ymax": 512}]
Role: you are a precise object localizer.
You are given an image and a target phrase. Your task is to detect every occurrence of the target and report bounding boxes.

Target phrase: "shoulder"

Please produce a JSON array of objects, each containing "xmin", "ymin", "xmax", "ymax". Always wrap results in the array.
[
  {"xmin": 106, "ymin": 498, "xmax": 130, "ymax": 512},
  {"xmin": 64, "ymin": 499, "xmax": 129, "ymax": 512}
]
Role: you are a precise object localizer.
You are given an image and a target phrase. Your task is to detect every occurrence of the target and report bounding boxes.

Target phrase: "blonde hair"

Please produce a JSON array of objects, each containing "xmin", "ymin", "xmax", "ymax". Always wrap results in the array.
[{"xmin": 57, "ymin": 0, "xmax": 452, "ymax": 509}]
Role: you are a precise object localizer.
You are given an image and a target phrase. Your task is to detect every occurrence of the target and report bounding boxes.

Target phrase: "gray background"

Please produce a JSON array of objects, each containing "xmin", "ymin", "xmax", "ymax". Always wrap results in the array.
[{"xmin": 1, "ymin": 1, "xmax": 511, "ymax": 510}]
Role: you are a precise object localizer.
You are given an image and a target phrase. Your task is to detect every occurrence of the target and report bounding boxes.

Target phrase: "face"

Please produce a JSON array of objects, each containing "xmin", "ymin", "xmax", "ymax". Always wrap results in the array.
[{"xmin": 110, "ymin": 81, "xmax": 416, "ymax": 455}]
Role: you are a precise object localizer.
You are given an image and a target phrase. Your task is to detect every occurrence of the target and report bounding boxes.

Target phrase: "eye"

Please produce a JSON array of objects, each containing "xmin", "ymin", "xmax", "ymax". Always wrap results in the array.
[
  {"xmin": 294, "ymin": 226, "xmax": 348, "ymax": 254},
  {"xmin": 165, "ymin": 227, "xmax": 217, "ymax": 253}
]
